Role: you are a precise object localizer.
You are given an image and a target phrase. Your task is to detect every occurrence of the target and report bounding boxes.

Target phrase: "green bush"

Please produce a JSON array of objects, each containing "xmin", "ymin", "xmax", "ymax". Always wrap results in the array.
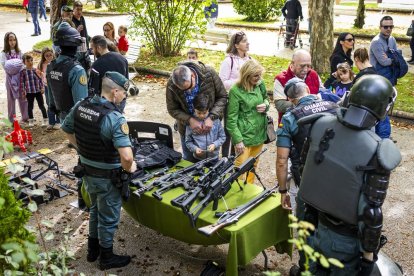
[{"xmin": 232, "ymin": 0, "xmax": 284, "ymax": 22}]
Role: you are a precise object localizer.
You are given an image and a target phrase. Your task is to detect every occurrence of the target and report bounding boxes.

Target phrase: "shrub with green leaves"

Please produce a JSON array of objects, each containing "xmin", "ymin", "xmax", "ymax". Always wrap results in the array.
[{"xmin": 232, "ymin": 0, "xmax": 284, "ymax": 22}]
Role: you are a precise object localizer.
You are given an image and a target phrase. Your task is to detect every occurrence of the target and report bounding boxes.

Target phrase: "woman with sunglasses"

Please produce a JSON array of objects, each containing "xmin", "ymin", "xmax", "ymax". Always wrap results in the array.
[
  {"xmin": 324, "ymin": 32, "xmax": 355, "ymax": 89},
  {"xmin": 103, "ymin": 22, "xmax": 118, "ymax": 47},
  {"xmin": 219, "ymin": 31, "xmax": 251, "ymax": 157}
]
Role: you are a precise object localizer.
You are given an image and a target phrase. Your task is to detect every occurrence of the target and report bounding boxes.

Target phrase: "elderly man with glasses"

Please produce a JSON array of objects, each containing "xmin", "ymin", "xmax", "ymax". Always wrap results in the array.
[
  {"xmin": 167, "ymin": 62, "xmax": 227, "ymax": 162},
  {"xmin": 273, "ymin": 49, "xmax": 323, "ymax": 124}
]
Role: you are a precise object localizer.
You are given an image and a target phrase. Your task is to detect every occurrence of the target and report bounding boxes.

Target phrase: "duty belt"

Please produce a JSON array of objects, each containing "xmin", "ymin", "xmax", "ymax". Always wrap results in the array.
[
  {"xmin": 318, "ymin": 212, "xmax": 358, "ymax": 238},
  {"xmin": 82, "ymin": 163, "xmax": 120, "ymax": 179}
]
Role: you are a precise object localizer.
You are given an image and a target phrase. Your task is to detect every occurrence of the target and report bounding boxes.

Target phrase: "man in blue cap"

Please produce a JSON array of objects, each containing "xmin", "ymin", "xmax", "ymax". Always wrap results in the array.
[{"xmin": 62, "ymin": 71, "xmax": 136, "ymax": 270}]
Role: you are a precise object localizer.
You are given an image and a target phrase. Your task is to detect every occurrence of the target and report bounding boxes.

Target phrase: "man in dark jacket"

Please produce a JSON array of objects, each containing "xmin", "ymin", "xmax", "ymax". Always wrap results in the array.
[
  {"xmin": 281, "ymin": 0, "xmax": 303, "ymax": 47},
  {"xmin": 166, "ymin": 62, "xmax": 227, "ymax": 162}
]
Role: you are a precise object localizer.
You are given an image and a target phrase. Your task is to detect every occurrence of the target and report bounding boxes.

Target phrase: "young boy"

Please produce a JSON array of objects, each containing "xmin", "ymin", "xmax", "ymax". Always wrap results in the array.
[
  {"xmin": 19, "ymin": 53, "xmax": 47, "ymax": 127},
  {"xmin": 186, "ymin": 48, "xmax": 198, "ymax": 61},
  {"xmin": 185, "ymin": 93, "xmax": 226, "ymax": 161},
  {"xmin": 117, "ymin": 25, "xmax": 129, "ymax": 55}
]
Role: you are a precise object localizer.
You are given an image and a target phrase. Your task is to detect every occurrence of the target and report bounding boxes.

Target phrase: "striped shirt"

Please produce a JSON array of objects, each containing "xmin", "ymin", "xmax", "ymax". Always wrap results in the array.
[{"xmin": 20, "ymin": 68, "xmax": 43, "ymax": 94}]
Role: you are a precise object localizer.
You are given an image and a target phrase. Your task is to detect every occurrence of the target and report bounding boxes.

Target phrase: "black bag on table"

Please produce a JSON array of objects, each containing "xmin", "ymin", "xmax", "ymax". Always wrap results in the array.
[{"xmin": 133, "ymin": 140, "xmax": 182, "ymax": 170}]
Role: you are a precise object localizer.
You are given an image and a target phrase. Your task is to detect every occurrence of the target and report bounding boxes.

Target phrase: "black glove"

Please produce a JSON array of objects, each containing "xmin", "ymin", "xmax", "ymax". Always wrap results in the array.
[{"xmin": 358, "ymin": 257, "xmax": 375, "ymax": 276}]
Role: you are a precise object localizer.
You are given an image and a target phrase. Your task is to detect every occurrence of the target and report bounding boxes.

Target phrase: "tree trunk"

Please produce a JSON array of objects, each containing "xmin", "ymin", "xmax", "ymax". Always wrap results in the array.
[
  {"xmin": 50, "ymin": 0, "xmax": 67, "ymax": 37},
  {"xmin": 354, "ymin": 0, "xmax": 365, "ymax": 28},
  {"xmin": 95, "ymin": 0, "xmax": 102, "ymax": 9},
  {"xmin": 308, "ymin": 0, "xmax": 334, "ymax": 74}
]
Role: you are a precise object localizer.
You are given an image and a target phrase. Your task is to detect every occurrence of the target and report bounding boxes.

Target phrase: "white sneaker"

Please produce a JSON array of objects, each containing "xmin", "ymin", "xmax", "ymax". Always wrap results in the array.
[
  {"xmin": 42, "ymin": 118, "xmax": 48, "ymax": 127},
  {"xmin": 53, "ymin": 123, "xmax": 61, "ymax": 130},
  {"xmin": 46, "ymin": 124, "xmax": 54, "ymax": 130},
  {"xmin": 28, "ymin": 119, "xmax": 35, "ymax": 127}
]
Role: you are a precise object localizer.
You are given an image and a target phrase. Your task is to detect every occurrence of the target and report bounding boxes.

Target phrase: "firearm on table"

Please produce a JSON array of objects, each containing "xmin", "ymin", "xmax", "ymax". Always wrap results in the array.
[
  {"xmin": 186, "ymin": 149, "xmax": 267, "ymax": 227},
  {"xmin": 198, "ymin": 185, "xmax": 277, "ymax": 236},
  {"xmin": 132, "ymin": 157, "xmax": 215, "ymax": 198}
]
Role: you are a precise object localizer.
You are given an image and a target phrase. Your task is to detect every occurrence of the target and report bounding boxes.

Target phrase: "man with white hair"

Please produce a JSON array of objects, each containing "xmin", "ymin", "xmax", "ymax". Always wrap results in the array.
[
  {"xmin": 273, "ymin": 49, "xmax": 323, "ymax": 123},
  {"xmin": 62, "ymin": 71, "xmax": 136, "ymax": 270},
  {"xmin": 166, "ymin": 62, "xmax": 227, "ymax": 161}
]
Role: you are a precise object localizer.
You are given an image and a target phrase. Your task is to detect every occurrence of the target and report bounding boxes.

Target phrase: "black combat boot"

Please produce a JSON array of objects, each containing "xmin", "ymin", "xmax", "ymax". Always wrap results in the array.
[
  {"xmin": 86, "ymin": 236, "xmax": 100, "ymax": 262},
  {"xmin": 99, "ymin": 245, "xmax": 131, "ymax": 270}
]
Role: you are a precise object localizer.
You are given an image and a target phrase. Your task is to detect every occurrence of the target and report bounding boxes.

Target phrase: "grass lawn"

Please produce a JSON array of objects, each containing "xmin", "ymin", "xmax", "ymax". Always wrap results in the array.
[
  {"xmin": 33, "ymin": 40, "xmax": 414, "ymax": 113},
  {"xmin": 338, "ymin": 3, "xmax": 378, "ymax": 9},
  {"xmin": 0, "ymin": 0, "xmax": 21, "ymax": 4}
]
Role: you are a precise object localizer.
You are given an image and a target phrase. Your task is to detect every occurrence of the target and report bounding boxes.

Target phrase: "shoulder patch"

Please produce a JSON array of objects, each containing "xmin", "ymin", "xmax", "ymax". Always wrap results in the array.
[
  {"xmin": 121, "ymin": 123, "xmax": 129, "ymax": 135},
  {"xmin": 79, "ymin": 75, "xmax": 87, "ymax": 86}
]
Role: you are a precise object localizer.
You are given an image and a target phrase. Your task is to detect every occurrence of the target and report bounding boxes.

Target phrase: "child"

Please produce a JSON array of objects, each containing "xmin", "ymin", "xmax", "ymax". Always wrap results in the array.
[
  {"xmin": 38, "ymin": 47, "xmax": 60, "ymax": 130},
  {"xmin": 1, "ymin": 32, "xmax": 29, "ymax": 123},
  {"xmin": 117, "ymin": 25, "xmax": 129, "ymax": 55},
  {"xmin": 333, "ymin": 62, "xmax": 354, "ymax": 98},
  {"xmin": 20, "ymin": 53, "xmax": 47, "ymax": 127},
  {"xmin": 187, "ymin": 48, "xmax": 198, "ymax": 61},
  {"xmin": 185, "ymin": 93, "xmax": 226, "ymax": 161}
]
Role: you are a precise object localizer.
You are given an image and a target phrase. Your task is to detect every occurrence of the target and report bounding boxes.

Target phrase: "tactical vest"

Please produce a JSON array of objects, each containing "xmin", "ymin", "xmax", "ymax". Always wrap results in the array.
[
  {"xmin": 74, "ymin": 98, "xmax": 121, "ymax": 164},
  {"xmin": 47, "ymin": 58, "xmax": 78, "ymax": 112},
  {"xmin": 289, "ymin": 99, "xmax": 338, "ymax": 186},
  {"xmin": 298, "ymin": 114, "xmax": 380, "ymax": 225}
]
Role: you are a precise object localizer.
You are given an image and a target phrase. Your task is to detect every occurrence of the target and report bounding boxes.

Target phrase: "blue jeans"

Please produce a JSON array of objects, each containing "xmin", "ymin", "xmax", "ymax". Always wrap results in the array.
[
  {"xmin": 180, "ymin": 134, "xmax": 197, "ymax": 163},
  {"xmin": 30, "ymin": 11, "xmax": 41, "ymax": 35},
  {"xmin": 44, "ymin": 87, "xmax": 60, "ymax": 125},
  {"xmin": 83, "ymin": 176, "xmax": 122, "ymax": 248},
  {"xmin": 39, "ymin": 2, "xmax": 47, "ymax": 20},
  {"xmin": 309, "ymin": 222, "xmax": 361, "ymax": 275}
]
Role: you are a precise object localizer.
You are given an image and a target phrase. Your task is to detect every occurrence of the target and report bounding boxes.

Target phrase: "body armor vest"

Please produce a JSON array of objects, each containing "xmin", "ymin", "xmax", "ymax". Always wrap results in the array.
[
  {"xmin": 74, "ymin": 98, "xmax": 121, "ymax": 164},
  {"xmin": 47, "ymin": 57, "xmax": 78, "ymax": 112},
  {"xmin": 289, "ymin": 99, "xmax": 338, "ymax": 186},
  {"xmin": 298, "ymin": 114, "xmax": 380, "ymax": 225}
]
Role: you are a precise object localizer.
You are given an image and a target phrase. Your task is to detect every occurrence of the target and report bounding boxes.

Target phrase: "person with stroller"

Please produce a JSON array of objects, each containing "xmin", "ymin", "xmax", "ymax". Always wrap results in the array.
[{"xmin": 281, "ymin": 0, "xmax": 303, "ymax": 48}]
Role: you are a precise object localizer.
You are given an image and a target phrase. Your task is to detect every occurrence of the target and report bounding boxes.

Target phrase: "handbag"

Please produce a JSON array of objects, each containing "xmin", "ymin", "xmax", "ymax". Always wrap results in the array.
[
  {"xmin": 264, "ymin": 115, "xmax": 276, "ymax": 144},
  {"xmin": 407, "ymin": 25, "xmax": 414, "ymax": 36}
]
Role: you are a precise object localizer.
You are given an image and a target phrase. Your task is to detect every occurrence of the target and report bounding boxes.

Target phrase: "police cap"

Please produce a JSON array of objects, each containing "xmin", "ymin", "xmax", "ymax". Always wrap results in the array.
[{"xmin": 104, "ymin": 71, "xmax": 130, "ymax": 91}]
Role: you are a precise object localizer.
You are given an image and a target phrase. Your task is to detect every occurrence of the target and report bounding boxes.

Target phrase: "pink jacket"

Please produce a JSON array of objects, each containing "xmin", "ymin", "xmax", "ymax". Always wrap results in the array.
[{"xmin": 219, "ymin": 54, "xmax": 252, "ymax": 91}]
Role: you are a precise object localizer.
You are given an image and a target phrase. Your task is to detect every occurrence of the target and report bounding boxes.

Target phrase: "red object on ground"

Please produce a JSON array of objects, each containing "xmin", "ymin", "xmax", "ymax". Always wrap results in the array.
[{"xmin": 5, "ymin": 115, "xmax": 33, "ymax": 152}]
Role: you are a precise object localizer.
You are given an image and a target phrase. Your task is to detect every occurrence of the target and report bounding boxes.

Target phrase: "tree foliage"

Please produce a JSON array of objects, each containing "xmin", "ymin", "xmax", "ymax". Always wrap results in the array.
[
  {"xmin": 354, "ymin": 0, "xmax": 366, "ymax": 28},
  {"xmin": 232, "ymin": 0, "xmax": 284, "ymax": 22},
  {"xmin": 112, "ymin": 0, "xmax": 209, "ymax": 57}
]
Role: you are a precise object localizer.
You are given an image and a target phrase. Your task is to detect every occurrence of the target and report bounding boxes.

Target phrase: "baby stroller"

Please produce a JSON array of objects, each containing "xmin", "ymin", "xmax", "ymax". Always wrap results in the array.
[{"xmin": 277, "ymin": 18, "xmax": 303, "ymax": 50}]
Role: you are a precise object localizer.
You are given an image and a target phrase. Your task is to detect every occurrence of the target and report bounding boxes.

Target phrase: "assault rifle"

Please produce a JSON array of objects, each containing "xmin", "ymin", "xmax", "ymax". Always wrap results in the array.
[
  {"xmin": 186, "ymin": 149, "xmax": 267, "ymax": 227},
  {"xmin": 197, "ymin": 185, "xmax": 277, "ymax": 236},
  {"xmin": 170, "ymin": 156, "xmax": 235, "ymax": 212},
  {"xmin": 132, "ymin": 157, "xmax": 215, "ymax": 199}
]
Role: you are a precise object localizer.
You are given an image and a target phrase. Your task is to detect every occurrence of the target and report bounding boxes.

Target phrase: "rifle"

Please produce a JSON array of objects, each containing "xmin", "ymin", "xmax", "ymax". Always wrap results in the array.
[
  {"xmin": 170, "ymin": 156, "xmax": 234, "ymax": 212},
  {"xmin": 152, "ymin": 169, "xmax": 201, "ymax": 201},
  {"xmin": 187, "ymin": 148, "xmax": 267, "ymax": 227},
  {"xmin": 197, "ymin": 185, "xmax": 277, "ymax": 236},
  {"xmin": 132, "ymin": 157, "xmax": 215, "ymax": 199},
  {"xmin": 131, "ymin": 166, "xmax": 169, "ymax": 188}
]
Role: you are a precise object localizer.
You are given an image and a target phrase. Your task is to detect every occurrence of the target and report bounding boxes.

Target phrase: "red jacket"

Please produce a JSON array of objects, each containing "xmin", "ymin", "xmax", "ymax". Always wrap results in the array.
[
  {"xmin": 275, "ymin": 67, "xmax": 320, "ymax": 123},
  {"xmin": 23, "ymin": 0, "xmax": 29, "ymax": 7}
]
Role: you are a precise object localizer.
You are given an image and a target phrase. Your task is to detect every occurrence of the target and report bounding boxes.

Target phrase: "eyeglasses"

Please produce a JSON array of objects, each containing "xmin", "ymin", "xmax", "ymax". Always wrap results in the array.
[
  {"xmin": 344, "ymin": 38, "xmax": 354, "ymax": 42},
  {"xmin": 296, "ymin": 63, "xmax": 312, "ymax": 69},
  {"xmin": 381, "ymin": 25, "xmax": 394, "ymax": 30}
]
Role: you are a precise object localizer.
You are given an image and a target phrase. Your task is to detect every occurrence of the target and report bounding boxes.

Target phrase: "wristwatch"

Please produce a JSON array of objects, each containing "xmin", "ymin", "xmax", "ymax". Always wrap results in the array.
[{"xmin": 278, "ymin": 188, "xmax": 288, "ymax": 194}]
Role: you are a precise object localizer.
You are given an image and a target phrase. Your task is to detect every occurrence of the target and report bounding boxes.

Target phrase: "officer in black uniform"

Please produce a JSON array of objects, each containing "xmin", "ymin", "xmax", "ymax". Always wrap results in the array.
[
  {"xmin": 276, "ymin": 77, "xmax": 338, "ymax": 275},
  {"xmin": 298, "ymin": 75, "xmax": 402, "ymax": 275},
  {"xmin": 47, "ymin": 21, "xmax": 88, "ymax": 121},
  {"xmin": 62, "ymin": 71, "xmax": 136, "ymax": 270}
]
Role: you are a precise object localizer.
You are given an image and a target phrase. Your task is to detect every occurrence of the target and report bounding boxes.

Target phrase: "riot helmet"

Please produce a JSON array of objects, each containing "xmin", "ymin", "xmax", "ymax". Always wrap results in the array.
[
  {"xmin": 54, "ymin": 22, "xmax": 82, "ymax": 47},
  {"xmin": 348, "ymin": 75, "xmax": 394, "ymax": 120},
  {"xmin": 340, "ymin": 75, "xmax": 394, "ymax": 130}
]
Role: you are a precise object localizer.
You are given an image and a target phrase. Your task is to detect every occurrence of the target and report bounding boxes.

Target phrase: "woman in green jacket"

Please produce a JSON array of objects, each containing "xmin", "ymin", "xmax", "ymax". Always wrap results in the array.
[{"xmin": 226, "ymin": 59, "xmax": 269, "ymax": 184}]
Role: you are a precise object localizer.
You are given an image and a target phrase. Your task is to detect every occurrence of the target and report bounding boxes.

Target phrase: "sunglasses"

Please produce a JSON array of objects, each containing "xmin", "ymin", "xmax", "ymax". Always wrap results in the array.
[
  {"xmin": 344, "ymin": 38, "xmax": 354, "ymax": 42},
  {"xmin": 382, "ymin": 25, "xmax": 394, "ymax": 30}
]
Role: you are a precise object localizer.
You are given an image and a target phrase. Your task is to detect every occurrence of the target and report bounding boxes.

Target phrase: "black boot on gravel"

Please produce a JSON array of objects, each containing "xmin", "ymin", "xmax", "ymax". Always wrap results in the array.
[
  {"xmin": 99, "ymin": 246, "xmax": 131, "ymax": 270},
  {"xmin": 86, "ymin": 237, "xmax": 100, "ymax": 262}
]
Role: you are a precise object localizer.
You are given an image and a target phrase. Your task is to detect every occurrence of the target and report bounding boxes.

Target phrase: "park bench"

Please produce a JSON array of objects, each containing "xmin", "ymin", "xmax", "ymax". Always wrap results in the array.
[
  {"xmin": 194, "ymin": 28, "xmax": 232, "ymax": 45},
  {"xmin": 379, "ymin": 0, "xmax": 414, "ymax": 15},
  {"xmin": 334, "ymin": 5, "xmax": 358, "ymax": 17},
  {"xmin": 126, "ymin": 43, "xmax": 141, "ymax": 79}
]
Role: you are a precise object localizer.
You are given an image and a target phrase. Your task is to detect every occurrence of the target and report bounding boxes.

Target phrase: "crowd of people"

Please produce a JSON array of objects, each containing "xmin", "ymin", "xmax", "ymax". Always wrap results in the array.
[{"xmin": 0, "ymin": 1, "xmax": 411, "ymax": 273}]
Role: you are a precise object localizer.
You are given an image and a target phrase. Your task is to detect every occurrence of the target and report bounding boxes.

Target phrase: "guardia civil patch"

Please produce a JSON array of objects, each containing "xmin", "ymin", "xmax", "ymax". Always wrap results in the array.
[
  {"xmin": 79, "ymin": 75, "xmax": 87, "ymax": 86},
  {"xmin": 121, "ymin": 123, "xmax": 129, "ymax": 135}
]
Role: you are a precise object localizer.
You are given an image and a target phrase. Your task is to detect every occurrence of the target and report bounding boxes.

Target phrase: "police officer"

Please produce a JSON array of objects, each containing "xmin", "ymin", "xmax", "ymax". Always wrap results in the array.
[
  {"xmin": 47, "ymin": 21, "xmax": 88, "ymax": 121},
  {"xmin": 275, "ymin": 77, "xmax": 338, "ymax": 275},
  {"xmin": 298, "ymin": 75, "xmax": 401, "ymax": 275},
  {"xmin": 62, "ymin": 71, "xmax": 136, "ymax": 270}
]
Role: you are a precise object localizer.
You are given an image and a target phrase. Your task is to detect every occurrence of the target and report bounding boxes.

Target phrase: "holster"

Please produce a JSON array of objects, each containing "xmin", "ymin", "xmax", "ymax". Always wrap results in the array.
[{"xmin": 112, "ymin": 169, "xmax": 131, "ymax": 201}]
